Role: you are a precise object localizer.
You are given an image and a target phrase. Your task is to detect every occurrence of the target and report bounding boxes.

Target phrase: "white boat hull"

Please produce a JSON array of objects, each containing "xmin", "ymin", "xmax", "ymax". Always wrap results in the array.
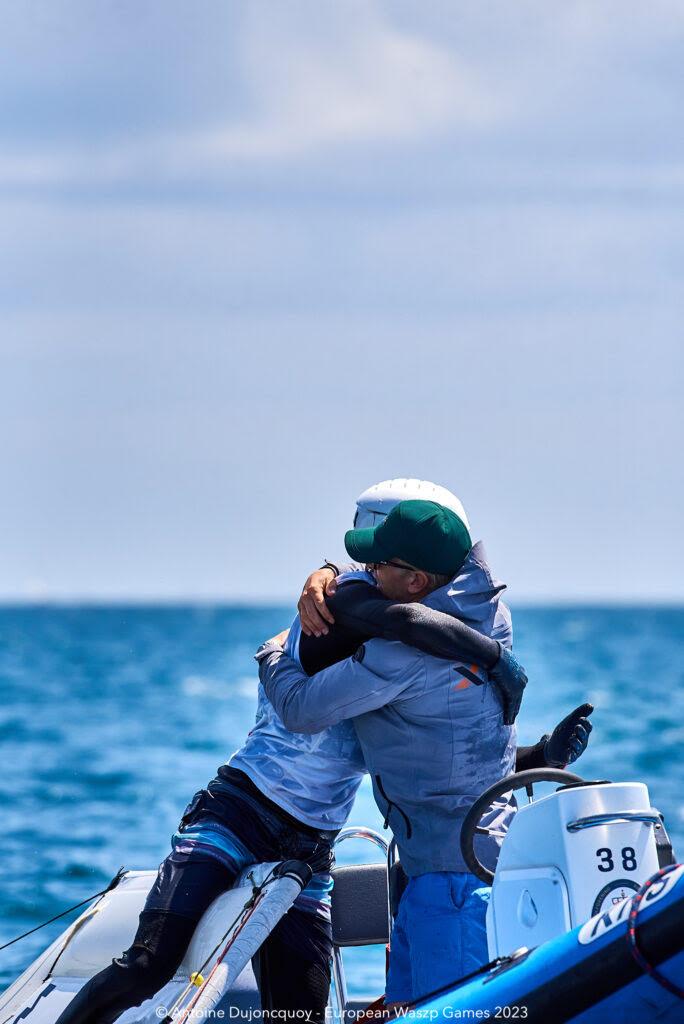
[{"xmin": 0, "ymin": 868, "xmax": 267, "ymax": 1024}]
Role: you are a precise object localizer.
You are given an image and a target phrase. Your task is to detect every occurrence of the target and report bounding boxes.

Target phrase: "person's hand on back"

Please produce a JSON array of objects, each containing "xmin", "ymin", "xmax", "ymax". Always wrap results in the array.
[{"xmin": 298, "ymin": 568, "xmax": 338, "ymax": 637}]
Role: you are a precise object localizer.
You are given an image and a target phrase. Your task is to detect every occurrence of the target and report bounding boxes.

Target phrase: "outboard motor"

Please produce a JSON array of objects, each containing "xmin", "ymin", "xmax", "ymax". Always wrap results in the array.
[{"xmin": 460, "ymin": 769, "xmax": 666, "ymax": 959}]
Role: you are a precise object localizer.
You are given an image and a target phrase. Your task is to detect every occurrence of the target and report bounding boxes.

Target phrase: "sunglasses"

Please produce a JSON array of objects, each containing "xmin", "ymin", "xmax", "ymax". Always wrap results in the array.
[{"xmin": 369, "ymin": 559, "xmax": 415, "ymax": 572}]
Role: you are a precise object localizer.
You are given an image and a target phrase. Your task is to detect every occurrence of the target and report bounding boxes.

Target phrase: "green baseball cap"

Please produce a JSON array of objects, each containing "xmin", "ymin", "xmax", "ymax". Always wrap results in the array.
[{"xmin": 344, "ymin": 499, "xmax": 472, "ymax": 577}]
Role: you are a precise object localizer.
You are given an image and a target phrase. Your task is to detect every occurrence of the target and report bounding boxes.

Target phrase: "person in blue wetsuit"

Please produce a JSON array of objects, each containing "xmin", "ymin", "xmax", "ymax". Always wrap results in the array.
[
  {"xmin": 259, "ymin": 498, "xmax": 592, "ymax": 1005},
  {"xmin": 54, "ymin": 482, "xmax": 590, "ymax": 1024}
]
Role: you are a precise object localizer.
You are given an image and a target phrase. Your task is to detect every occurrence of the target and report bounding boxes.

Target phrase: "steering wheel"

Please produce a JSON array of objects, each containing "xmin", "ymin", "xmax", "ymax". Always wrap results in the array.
[{"xmin": 460, "ymin": 768, "xmax": 586, "ymax": 884}]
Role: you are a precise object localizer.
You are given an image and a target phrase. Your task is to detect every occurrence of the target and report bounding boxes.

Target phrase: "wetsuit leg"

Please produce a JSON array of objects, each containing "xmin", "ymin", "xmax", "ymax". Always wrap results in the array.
[
  {"xmin": 54, "ymin": 854, "xmax": 236, "ymax": 1024},
  {"xmin": 254, "ymin": 905, "xmax": 333, "ymax": 1024}
]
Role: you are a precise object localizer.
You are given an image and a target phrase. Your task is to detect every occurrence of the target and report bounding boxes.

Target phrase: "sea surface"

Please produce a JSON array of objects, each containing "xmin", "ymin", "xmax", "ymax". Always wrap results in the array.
[{"xmin": 1, "ymin": 605, "xmax": 683, "ymax": 998}]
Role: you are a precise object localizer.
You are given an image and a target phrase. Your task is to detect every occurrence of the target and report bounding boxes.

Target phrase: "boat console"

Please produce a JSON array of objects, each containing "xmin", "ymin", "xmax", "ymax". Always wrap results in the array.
[{"xmin": 460, "ymin": 769, "xmax": 672, "ymax": 959}]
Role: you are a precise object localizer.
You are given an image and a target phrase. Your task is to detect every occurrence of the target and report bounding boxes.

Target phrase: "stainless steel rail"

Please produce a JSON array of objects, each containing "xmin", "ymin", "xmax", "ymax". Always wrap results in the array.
[
  {"xmin": 566, "ymin": 810, "xmax": 662, "ymax": 833},
  {"xmin": 334, "ymin": 825, "xmax": 389, "ymax": 855}
]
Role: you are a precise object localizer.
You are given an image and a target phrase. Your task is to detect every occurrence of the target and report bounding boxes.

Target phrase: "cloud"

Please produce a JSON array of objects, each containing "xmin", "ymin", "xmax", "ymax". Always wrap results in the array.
[
  {"xmin": 0, "ymin": 2, "xmax": 501, "ymax": 191},
  {"xmin": 1, "ymin": 0, "xmax": 684, "ymax": 196},
  {"xmin": 195, "ymin": 3, "xmax": 499, "ymax": 160}
]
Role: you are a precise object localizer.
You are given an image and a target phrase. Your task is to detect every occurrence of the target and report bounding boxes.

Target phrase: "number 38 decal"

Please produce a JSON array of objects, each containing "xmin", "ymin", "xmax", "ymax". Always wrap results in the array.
[{"xmin": 596, "ymin": 847, "xmax": 637, "ymax": 872}]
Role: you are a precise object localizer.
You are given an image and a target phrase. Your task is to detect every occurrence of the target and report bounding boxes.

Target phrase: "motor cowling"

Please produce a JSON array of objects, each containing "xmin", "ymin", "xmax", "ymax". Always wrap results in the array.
[{"xmin": 487, "ymin": 781, "xmax": 661, "ymax": 958}]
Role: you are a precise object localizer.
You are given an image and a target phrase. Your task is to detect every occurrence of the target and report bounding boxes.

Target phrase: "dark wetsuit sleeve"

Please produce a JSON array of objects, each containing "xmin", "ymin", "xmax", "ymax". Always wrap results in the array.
[
  {"xmin": 515, "ymin": 739, "xmax": 548, "ymax": 770},
  {"xmin": 298, "ymin": 579, "xmax": 500, "ymax": 676}
]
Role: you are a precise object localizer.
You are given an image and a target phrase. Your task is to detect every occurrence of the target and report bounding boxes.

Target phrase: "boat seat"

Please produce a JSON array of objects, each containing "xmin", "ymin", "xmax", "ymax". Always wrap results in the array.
[
  {"xmin": 330, "ymin": 862, "xmax": 390, "ymax": 1015},
  {"xmin": 331, "ymin": 863, "xmax": 390, "ymax": 946}
]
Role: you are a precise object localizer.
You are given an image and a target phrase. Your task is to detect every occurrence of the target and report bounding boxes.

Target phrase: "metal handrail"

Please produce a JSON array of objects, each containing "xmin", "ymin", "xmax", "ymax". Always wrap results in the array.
[
  {"xmin": 566, "ymin": 810, "xmax": 662, "ymax": 833},
  {"xmin": 334, "ymin": 826, "xmax": 389, "ymax": 856}
]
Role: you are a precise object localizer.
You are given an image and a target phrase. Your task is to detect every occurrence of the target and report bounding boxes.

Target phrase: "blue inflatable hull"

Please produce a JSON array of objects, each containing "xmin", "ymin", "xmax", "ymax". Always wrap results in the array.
[{"xmin": 415, "ymin": 865, "xmax": 684, "ymax": 1023}]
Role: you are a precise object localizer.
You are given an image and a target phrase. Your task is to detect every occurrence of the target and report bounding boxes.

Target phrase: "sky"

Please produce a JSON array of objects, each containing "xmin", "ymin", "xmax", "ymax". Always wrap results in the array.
[{"xmin": 0, "ymin": 0, "xmax": 682, "ymax": 603}]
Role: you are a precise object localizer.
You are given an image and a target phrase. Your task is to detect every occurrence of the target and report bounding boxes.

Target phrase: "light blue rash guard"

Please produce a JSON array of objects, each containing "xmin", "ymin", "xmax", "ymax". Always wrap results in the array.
[{"xmin": 229, "ymin": 596, "xmax": 367, "ymax": 829}]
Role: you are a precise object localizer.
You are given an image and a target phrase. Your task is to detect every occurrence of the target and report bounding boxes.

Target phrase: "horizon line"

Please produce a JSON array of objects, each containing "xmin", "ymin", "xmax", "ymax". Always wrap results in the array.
[{"xmin": 0, "ymin": 595, "xmax": 682, "ymax": 610}]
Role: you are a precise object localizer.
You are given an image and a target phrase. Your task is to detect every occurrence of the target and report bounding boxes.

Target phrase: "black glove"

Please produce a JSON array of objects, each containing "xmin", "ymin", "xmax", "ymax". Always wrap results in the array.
[
  {"xmin": 543, "ymin": 703, "xmax": 594, "ymax": 767},
  {"xmin": 489, "ymin": 644, "xmax": 528, "ymax": 727}
]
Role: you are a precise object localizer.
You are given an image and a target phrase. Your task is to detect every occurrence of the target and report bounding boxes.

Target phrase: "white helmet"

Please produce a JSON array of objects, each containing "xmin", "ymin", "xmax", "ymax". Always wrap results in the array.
[{"xmin": 353, "ymin": 478, "xmax": 471, "ymax": 531}]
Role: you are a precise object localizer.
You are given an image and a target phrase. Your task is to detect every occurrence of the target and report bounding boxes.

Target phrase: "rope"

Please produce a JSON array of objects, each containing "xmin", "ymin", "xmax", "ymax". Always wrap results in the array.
[
  {"xmin": 626, "ymin": 862, "xmax": 684, "ymax": 1000},
  {"xmin": 0, "ymin": 867, "xmax": 126, "ymax": 953}
]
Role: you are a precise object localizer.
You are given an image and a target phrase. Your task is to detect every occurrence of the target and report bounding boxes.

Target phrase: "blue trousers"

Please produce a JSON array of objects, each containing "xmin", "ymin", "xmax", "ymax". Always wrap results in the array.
[{"xmin": 385, "ymin": 872, "xmax": 490, "ymax": 1003}]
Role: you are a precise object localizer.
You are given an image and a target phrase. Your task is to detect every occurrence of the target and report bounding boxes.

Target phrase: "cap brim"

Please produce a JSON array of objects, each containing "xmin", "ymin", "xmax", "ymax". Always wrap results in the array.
[{"xmin": 344, "ymin": 526, "xmax": 389, "ymax": 565}]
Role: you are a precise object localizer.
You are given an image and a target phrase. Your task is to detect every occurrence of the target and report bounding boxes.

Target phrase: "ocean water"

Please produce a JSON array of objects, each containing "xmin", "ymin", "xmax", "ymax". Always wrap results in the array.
[{"xmin": 1, "ymin": 605, "xmax": 683, "ymax": 998}]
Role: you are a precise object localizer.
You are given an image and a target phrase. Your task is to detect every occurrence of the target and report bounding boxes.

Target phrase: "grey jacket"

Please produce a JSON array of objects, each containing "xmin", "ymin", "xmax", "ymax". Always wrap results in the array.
[{"xmin": 260, "ymin": 542, "xmax": 516, "ymax": 877}]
